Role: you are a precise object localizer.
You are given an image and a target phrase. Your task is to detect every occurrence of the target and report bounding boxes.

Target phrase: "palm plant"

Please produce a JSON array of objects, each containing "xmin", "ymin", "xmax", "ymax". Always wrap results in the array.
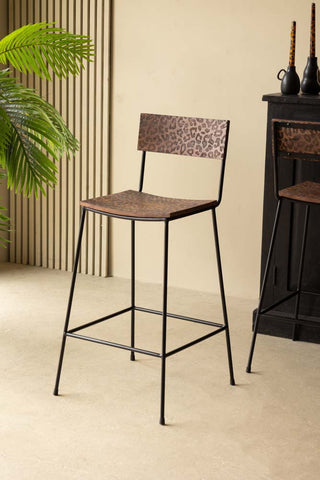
[{"xmin": 0, "ymin": 22, "xmax": 94, "ymax": 244}]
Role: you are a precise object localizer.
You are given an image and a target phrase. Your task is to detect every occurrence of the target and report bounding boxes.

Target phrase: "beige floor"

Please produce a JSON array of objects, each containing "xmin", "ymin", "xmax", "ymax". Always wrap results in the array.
[{"xmin": 0, "ymin": 262, "xmax": 319, "ymax": 479}]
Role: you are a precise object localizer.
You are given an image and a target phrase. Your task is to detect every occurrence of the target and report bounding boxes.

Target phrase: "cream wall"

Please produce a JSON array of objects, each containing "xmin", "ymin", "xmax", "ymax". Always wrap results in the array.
[
  {"xmin": 111, "ymin": 0, "xmax": 312, "ymax": 298},
  {"xmin": 0, "ymin": 0, "xmax": 8, "ymax": 263}
]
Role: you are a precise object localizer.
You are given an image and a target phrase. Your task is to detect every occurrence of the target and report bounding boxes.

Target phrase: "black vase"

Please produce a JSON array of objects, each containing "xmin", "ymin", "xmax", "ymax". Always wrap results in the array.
[
  {"xmin": 277, "ymin": 66, "xmax": 300, "ymax": 95},
  {"xmin": 301, "ymin": 56, "xmax": 320, "ymax": 94}
]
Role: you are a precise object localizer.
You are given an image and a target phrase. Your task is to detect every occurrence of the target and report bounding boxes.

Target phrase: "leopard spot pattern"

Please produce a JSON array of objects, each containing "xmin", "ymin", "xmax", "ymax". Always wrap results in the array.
[
  {"xmin": 276, "ymin": 122, "xmax": 320, "ymax": 159},
  {"xmin": 138, "ymin": 113, "xmax": 228, "ymax": 160}
]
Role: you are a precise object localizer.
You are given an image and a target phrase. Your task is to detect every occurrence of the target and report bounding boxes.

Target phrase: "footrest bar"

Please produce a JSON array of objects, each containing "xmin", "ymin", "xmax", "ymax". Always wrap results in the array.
[
  {"xmin": 260, "ymin": 291, "xmax": 298, "ymax": 315},
  {"xmin": 260, "ymin": 311, "xmax": 320, "ymax": 329},
  {"xmin": 68, "ymin": 306, "xmax": 133, "ymax": 334},
  {"xmin": 66, "ymin": 332, "xmax": 161, "ymax": 357},
  {"xmin": 166, "ymin": 326, "xmax": 226, "ymax": 357},
  {"xmin": 135, "ymin": 306, "xmax": 224, "ymax": 328},
  {"xmin": 301, "ymin": 290, "xmax": 320, "ymax": 297}
]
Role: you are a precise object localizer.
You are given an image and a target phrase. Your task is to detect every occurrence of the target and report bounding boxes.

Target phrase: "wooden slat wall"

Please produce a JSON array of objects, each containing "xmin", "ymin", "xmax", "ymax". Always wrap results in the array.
[{"xmin": 8, "ymin": 0, "xmax": 110, "ymax": 276}]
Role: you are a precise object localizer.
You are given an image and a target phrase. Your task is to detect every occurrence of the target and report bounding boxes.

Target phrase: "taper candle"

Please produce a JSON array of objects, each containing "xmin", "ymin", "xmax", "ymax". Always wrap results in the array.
[
  {"xmin": 310, "ymin": 3, "xmax": 316, "ymax": 57},
  {"xmin": 289, "ymin": 21, "xmax": 296, "ymax": 67}
]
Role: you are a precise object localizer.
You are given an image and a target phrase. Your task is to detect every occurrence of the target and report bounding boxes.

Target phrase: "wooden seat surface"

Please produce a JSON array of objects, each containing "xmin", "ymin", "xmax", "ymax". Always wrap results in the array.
[
  {"xmin": 279, "ymin": 181, "xmax": 320, "ymax": 204},
  {"xmin": 80, "ymin": 190, "xmax": 217, "ymax": 219}
]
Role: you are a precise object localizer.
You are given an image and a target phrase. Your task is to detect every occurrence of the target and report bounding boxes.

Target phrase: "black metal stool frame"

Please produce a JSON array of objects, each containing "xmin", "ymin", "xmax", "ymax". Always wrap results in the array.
[
  {"xmin": 247, "ymin": 119, "xmax": 320, "ymax": 373},
  {"xmin": 54, "ymin": 114, "xmax": 235, "ymax": 425}
]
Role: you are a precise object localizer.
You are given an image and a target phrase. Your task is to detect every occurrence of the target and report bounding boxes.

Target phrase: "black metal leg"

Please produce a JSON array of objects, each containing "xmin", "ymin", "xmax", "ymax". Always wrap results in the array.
[
  {"xmin": 130, "ymin": 220, "xmax": 136, "ymax": 361},
  {"xmin": 160, "ymin": 220, "xmax": 169, "ymax": 425},
  {"xmin": 246, "ymin": 199, "xmax": 282, "ymax": 373},
  {"xmin": 292, "ymin": 205, "xmax": 310, "ymax": 341},
  {"xmin": 53, "ymin": 208, "xmax": 87, "ymax": 395},
  {"xmin": 212, "ymin": 209, "xmax": 235, "ymax": 386}
]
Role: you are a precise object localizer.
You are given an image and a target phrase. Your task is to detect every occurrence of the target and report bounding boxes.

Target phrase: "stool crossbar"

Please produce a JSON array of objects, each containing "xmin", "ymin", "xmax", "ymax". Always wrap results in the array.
[
  {"xmin": 54, "ymin": 113, "xmax": 235, "ymax": 425},
  {"xmin": 63, "ymin": 306, "xmax": 226, "ymax": 358}
]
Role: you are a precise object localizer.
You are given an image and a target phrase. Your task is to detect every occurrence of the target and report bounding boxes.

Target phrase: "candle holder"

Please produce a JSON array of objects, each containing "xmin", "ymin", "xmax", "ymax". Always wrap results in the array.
[
  {"xmin": 278, "ymin": 66, "xmax": 300, "ymax": 95},
  {"xmin": 301, "ymin": 3, "xmax": 320, "ymax": 94},
  {"xmin": 301, "ymin": 56, "xmax": 320, "ymax": 94},
  {"xmin": 277, "ymin": 21, "xmax": 300, "ymax": 95}
]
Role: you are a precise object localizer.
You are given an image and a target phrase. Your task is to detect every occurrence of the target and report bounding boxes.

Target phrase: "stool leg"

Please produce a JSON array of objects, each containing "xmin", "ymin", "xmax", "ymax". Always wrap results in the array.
[
  {"xmin": 130, "ymin": 220, "xmax": 136, "ymax": 361},
  {"xmin": 212, "ymin": 209, "xmax": 235, "ymax": 386},
  {"xmin": 53, "ymin": 207, "xmax": 87, "ymax": 395},
  {"xmin": 292, "ymin": 205, "xmax": 310, "ymax": 341},
  {"xmin": 160, "ymin": 220, "xmax": 169, "ymax": 425},
  {"xmin": 246, "ymin": 199, "xmax": 282, "ymax": 373}
]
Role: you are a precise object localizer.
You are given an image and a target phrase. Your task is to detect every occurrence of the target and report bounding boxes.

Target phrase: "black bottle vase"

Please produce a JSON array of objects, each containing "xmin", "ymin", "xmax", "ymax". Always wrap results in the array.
[
  {"xmin": 301, "ymin": 56, "xmax": 320, "ymax": 94},
  {"xmin": 277, "ymin": 66, "xmax": 300, "ymax": 95}
]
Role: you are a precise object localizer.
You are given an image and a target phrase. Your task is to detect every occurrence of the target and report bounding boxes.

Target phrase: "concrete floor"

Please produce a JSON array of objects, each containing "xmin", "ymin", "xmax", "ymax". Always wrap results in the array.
[{"xmin": 1, "ymin": 262, "xmax": 319, "ymax": 479}]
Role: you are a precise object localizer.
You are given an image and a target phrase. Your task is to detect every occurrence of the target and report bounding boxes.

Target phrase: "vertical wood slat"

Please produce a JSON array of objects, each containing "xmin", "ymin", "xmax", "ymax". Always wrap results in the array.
[
  {"xmin": 59, "ymin": 0, "xmax": 68, "ymax": 272},
  {"xmin": 53, "ymin": 0, "xmax": 61, "ymax": 271},
  {"xmin": 67, "ymin": 0, "xmax": 75, "ymax": 273},
  {"xmin": 7, "ymin": 0, "xmax": 110, "ymax": 276},
  {"xmin": 80, "ymin": 0, "xmax": 89, "ymax": 274},
  {"xmin": 101, "ymin": 0, "xmax": 110, "ymax": 277},
  {"xmin": 46, "ymin": 0, "xmax": 55, "ymax": 269},
  {"xmin": 8, "ymin": 0, "xmax": 16, "ymax": 264},
  {"xmin": 87, "ymin": 0, "xmax": 96, "ymax": 276},
  {"xmin": 41, "ymin": 0, "xmax": 49, "ymax": 269},
  {"xmin": 28, "ymin": 0, "xmax": 36, "ymax": 268}
]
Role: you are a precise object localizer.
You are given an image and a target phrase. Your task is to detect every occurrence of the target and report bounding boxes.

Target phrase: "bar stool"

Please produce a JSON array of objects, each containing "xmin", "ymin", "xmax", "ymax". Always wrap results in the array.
[
  {"xmin": 54, "ymin": 113, "xmax": 235, "ymax": 424},
  {"xmin": 247, "ymin": 119, "xmax": 320, "ymax": 373}
]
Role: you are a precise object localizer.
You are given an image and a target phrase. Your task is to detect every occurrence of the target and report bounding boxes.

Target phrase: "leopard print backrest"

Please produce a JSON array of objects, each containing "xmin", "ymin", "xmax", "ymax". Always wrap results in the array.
[
  {"xmin": 273, "ymin": 119, "xmax": 320, "ymax": 161},
  {"xmin": 137, "ymin": 113, "xmax": 229, "ymax": 160}
]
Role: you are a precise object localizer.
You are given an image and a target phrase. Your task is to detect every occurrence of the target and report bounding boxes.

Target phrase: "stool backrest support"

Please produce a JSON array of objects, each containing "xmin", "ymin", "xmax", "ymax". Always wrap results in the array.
[
  {"xmin": 272, "ymin": 119, "xmax": 320, "ymax": 198},
  {"xmin": 138, "ymin": 113, "xmax": 229, "ymax": 160},
  {"xmin": 137, "ymin": 113, "xmax": 230, "ymax": 204},
  {"xmin": 273, "ymin": 119, "xmax": 320, "ymax": 162}
]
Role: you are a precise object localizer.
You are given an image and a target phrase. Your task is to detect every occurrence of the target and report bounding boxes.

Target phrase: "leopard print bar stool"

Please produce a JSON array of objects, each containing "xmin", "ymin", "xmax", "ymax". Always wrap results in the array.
[
  {"xmin": 247, "ymin": 119, "xmax": 320, "ymax": 373},
  {"xmin": 54, "ymin": 113, "xmax": 235, "ymax": 425}
]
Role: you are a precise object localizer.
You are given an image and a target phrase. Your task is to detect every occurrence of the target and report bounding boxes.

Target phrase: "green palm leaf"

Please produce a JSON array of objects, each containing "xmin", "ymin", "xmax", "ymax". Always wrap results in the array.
[
  {"xmin": 0, "ymin": 69, "xmax": 78, "ymax": 197},
  {"xmin": 0, "ymin": 170, "xmax": 10, "ymax": 247},
  {"xmin": 0, "ymin": 207, "xmax": 10, "ymax": 247},
  {"xmin": 0, "ymin": 22, "xmax": 94, "ymax": 80}
]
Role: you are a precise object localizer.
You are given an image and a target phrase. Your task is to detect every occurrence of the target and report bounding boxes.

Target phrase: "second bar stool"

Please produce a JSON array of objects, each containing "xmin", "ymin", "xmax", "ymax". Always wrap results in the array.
[
  {"xmin": 54, "ymin": 113, "xmax": 235, "ymax": 425},
  {"xmin": 247, "ymin": 119, "xmax": 320, "ymax": 373}
]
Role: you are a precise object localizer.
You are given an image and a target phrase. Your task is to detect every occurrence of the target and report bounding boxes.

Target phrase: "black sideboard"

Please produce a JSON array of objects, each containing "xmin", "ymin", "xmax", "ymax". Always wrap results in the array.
[{"xmin": 254, "ymin": 93, "xmax": 320, "ymax": 343}]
